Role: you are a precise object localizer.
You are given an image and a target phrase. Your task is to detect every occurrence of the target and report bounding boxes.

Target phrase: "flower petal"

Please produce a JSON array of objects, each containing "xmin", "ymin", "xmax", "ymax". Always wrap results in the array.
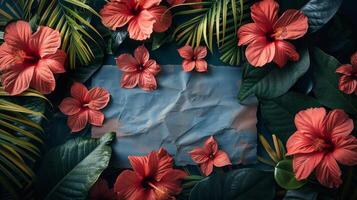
[
  {"xmin": 178, "ymin": 45, "xmax": 194, "ymax": 60},
  {"xmin": 194, "ymin": 46, "xmax": 207, "ymax": 59},
  {"xmin": 138, "ymin": 72, "xmax": 157, "ymax": 91},
  {"xmin": 213, "ymin": 150, "xmax": 232, "ymax": 167},
  {"xmin": 286, "ymin": 131, "xmax": 317, "ymax": 156},
  {"xmin": 351, "ymin": 51, "xmax": 357, "ymax": 67},
  {"xmin": 273, "ymin": 40, "xmax": 299, "ymax": 67},
  {"xmin": 273, "ymin": 9, "xmax": 308, "ymax": 40},
  {"xmin": 338, "ymin": 75, "xmax": 357, "ymax": 94},
  {"xmin": 324, "ymin": 109, "xmax": 354, "ymax": 139},
  {"xmin": 70, "ymin": 82, "xmax": 89, "ymax": 103},
  {"xmin": 121, "ymin": 72, "xmax": 140, "ymax": 88},
  {"xmin": 245, "ymin": 38, "xmax": 275, "ymax": 67},
  {"xmin": 182, "ymin": 60, "xmax": 195, "ymax": 72},
  {"xmin": 30, "ymin": 64, "xmax": 56, "ymax": 94},
  {"xmin": 250, "ymin": 0, "xmax": 279, "ymax": 32},
  {"xmin": 2, "ymin": 64, "xmax": 34, "ymax": 95},
  {"xmin": 155, "ymin": 169, "xmax": 187, "ymax": 195},
  {"xmin": 315, "ymin": 155, "xmax": 342, "ymax": 188},
  {"xmin": 30, "ymin": 26, "xmax": 61, "ymax": 57},
  {"xmin": 156, "ymin": 148, "xmax": 174, "ymax": 180},
  {"xmin": 294, "ymin": 107, "xmax": 326, "ymax": 137},
  {"xmin": 0, "ymin": 43, "xmax": 16, "ymax": 70},
  {"xmin": 127, "ymin": 10, "xmax": 155, "ymax": 40},
  {"xmin": 237, "ymin": 23, "xmax": 266, "ymax": 46},
  {"xmin": 59, "ymin": 97, "xmax": 81, "ymax": 115},
  {"xmin": 114, "ymin": 170, "xmax": 144, "ymax": 200},
  {"xmin": 40, "ymin": 50, "xmax": 66, "ymax": 73},
  {"xmin": 116, "ymin": 54, "xmax": 139, "ymax": 72},
  {"xmin": 195, "ymin": 60, "xmax": 208, "ymax": 72},
  {"xmin": 88, "ymin": 110, "xmax": 105, "ymax": 126},
  {"xmin": 4, "ymin": 21, "xmax": 31, "ymax": 49},
  {"xmin": 293, "ymin": 152, "xmax": 324, "ymax": 180},
  {"xmin": 144, "ymin": 59, "xmax": 160, "ymax": 75},
  {"xmin": 137, "ymin": 0, "xmax": 161, "ymax": 9},
  {"xmin": 128, "ymin": 155, "xmax": 147, "ymax": 177},
  {"xmin": 148, "ymin": 6, "xmax": 172, "ymax": 33},
  {"xmin": 134, "ymin": 45, "xmax": 150, "ymax": 64},
  {"xmin": 336, "ymin": 64, "xmax": 353, "ymax": 75},
  {"xmin": 67, "ymin": 110, "xmax": 88, "ymax": 132},
  {"xmin": 333, "ymin": 135, "xmax": 357, "ymax": 166},
  {"xmin": 189, "ymin": 147, "xmax": 209, "ymax": 164},
  {"xmin": 87, "ymin": 87, "xmax": 110, "ymax": 110},
  {"xmin": 204, "ymin": 136, "xmax": 218, "ymax": 155},
  {"xmin": 167, "ymin": 0, "xmax": 185, "ymax": 6},
  {"xmin": 200, "ymin": 160, "xmax": 214, "ymax": 176},
  {"xmin": 100, "ymin": 1, "xmax": 133, "ymax": 30}
]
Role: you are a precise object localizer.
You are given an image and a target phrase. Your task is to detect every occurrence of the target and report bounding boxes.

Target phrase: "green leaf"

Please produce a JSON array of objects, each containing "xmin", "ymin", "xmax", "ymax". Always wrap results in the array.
[
  {"xmin": 0, "ymin": 0, "xmax": 23, "ymax": 26},
  {"xmin": 275, "ymin": 159, "xmax": 307, "ymax": 190},
  {"xmin": 239, "ymin": 48, "xmax": 310, "ymax": 101},
  {"xmin": 36, "ymin": 132, "xmax": 115, "ymax": 200},
  {"xmin": 152, "ymin": 32, "xmax": 171, "ymax": 51},
  {"xmin": 189, "ymin": 169, "xmax": 275, "ymax": 200},
  {"xmin": 310, "ymin": 48, "xmax": 357, "ymax": 116},
  {"xmin": 111, "ymin": 30, "xmax": 128, "ymax": 53},
  {"xmin": 301, "ymin": 0, "xmax": 343, "ymax": 33},
  {"xmin": 260, "ymin": 91, "xmax": 321, "ymax": 142},
  {"xmin": 283, "ymin": 186, "xmax": 318, "ymax": 200}
]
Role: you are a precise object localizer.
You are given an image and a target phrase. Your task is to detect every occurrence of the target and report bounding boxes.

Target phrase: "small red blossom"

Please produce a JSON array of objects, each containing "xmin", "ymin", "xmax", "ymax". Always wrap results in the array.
[
  {"xmin": 100, "ymin": 0, "xmax": 172, "ymax": 40},
  {"xmin": 336, "ymin": 52, "xmax": 357, "ymax": 95},
  {"xmin": 286, "ymin": 108, "xmax": 357, "ymax": 188},
  {"xmin": 114, "ymin": 148, "xmax": 187, "ymax": 200},
  {"xmin": 189, "ymin": 136, "xmax": 231, "ymax": 176},
  {"xmin": 178, "ymin": 45, "xmax": 208, "ymax": 72},
  {"xmin": 0, "ymin": 20, "xmax": 66, "ymax": 95},
  {"xmin": 237, "ymin": 0, "xmax": 308, "ymax": 67},
  {"xmin": 116, "ymin": 45, "xmax": 160, "ymax": 91},
  {"xmin": 59, "ymin": 82, "xmax": 110, "ymax": 132},
  {"xmin": 89, "ymin": 178, "xmax": 117, "ymax": 200}
]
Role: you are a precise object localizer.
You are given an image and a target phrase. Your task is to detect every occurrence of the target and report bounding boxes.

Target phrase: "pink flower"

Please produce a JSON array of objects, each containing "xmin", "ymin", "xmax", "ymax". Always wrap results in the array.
[
  {"xmin": 336, "ymin": 52, "xmax": 357, "ymax": 95},
  {"xmin": 286, "ymin": 108, "xmax": 357, "ymax": 188},
  {"xmin": 116, "ymin": 45, "xmax": 160, "ymax": 91},
  {"xmin": 178, "ymin": 45, "xmax": 208, "ymax": 72},
  {"xmin": 0, "ymin": 20, "xmax": 66, "ymax": 95},
  {"xmin": 167, "ymin": 0, "xmax": 203, "ymax": 9},
  {"xmin": 237, "ymin": 0, "xmax": 308, "ymax": 67},
  {"xmin": 114, "ymin": 148, "xmax": 187, "ymax": 200},
  {"xmin": 100, "ymin": 0, "xmax": 172, "ymax": 40},
  {"xmin": 189, "ymin": 136, "xmax": 231, "ymax": 176},
  {"xmin": 59, "ymin": 82, "xmax": 110, "ymax": 132},
  {"xmin": 89, "ymin": 178, "xmax": 117, "ymax": 200}
]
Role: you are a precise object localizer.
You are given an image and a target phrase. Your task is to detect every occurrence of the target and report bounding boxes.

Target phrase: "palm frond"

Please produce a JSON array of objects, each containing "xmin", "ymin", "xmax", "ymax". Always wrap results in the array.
[
  {"xmin": 0, "ymin": 89, "xmax": 47, "ymax": 196},
  {"xmin": 173, "ymin": 0, "xmax": 254, "ymax": 66},
  {"xmin": 0, "ymin": 0, "xmax": 24, "ymax": 26}
]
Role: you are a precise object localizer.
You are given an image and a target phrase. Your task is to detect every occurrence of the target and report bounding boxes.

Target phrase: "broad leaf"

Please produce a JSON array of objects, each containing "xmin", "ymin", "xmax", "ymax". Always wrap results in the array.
[
  {"xmin": 260, "ymin": 91, "xmax": 321, "ymax": 142},
  {"xmin": 190, "ymin": 169, "xmax": 275, "ymax": 200},
  {"xmin": 36, "ymin": 132, "xmax": 115, "ymax": 200},
  {"xmin": 275, "ymin": 159, "xmax": 307, "ymax": 190},
  {"xmin": 239, "ymin": 48, "xmax": 309, "ymax": 101},
  {"xmin": 311, "ymin": 48, "xmax": 357, "ymax": 116},
  {"xmin": 283, "ymin": 186, "xmax": 318, "ymax": 200},
  {"xmin": 301, "ymin": 0, "xmax": 343, "ymax": 33}
]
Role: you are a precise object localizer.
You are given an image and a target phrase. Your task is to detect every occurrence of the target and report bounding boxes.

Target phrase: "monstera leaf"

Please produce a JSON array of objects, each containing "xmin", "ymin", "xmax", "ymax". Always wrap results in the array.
[
  {"xmin": 189, "ymin": 169, "xmax": 275, "ymax": 200},
  {"xmin": 301, "ymin": 0, "xmax": 343, "ymax": 33},
  {"xmin": 239, "ymin": 48, "xmax": 310, "ymax": 101},
  {"xmin": 36, "ymin": 132, "xmax": 115, "ymax": 200}
]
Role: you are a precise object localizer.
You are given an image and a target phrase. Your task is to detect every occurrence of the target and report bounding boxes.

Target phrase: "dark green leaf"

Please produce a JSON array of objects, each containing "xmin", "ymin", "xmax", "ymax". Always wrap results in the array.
[
  {"xmin": 260, "ymin": 91, "xmax": 321, "ymax": 142},
  {"xmin": 190, "ymin": 169, "xmax": 275, "ymax": 200},
  {"xmin": 111, "ymin": 30, "xmax": 128, "ymax": 53},
  {"xmin": 0, "ymin": 0, "xmax": 23, "ymax": 26},
  {"xmin": 36, "ymin": 132, "xmax": 115, "ymax": 200},
  {"xmin": 310, "ymin": 48, "xmax": 357, "ymax": 116},
  {"xmin": 301, "ymin": 0, "xmax": 343, "ymax": 33},
  {"xmin": 275, "ymin": 159, "xmax": 307, "ymax": 190},
  {"xmin": 152, "ymin": 32, "xmax": 171, "ymax": 51},
  {"xmin": 283, "ymin": 186, "xmax": 318, "ymax": 200},
  {"xmin": 239, "ymin": 48, "xmax": 309, "ymax": 101}
]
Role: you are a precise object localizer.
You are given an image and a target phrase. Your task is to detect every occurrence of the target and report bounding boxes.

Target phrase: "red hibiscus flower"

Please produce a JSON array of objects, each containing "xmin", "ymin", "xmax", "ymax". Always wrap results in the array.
[
  {"xmin": 0, "ymin": 20, "xmax": 66, "ymax": 95},
  {"xmin": 167, "ymin": 0, "xmax": 203, "ymax": 9},
  {"xmin": 89, "ymin": 178, "xmax": 117, "ymax": 200},
  {"xmin": 286, "ymin": 108, "xmax": 357, "ymax": 188},
  {"xmin": 237, "ymin": 0, "xmax": 308, "ymax": 67},
  {"xmin": 114, "ymin": 148, "xmax": 187, "ymax": 200},
  {"xmin": 336, "ymin": 52, "xmax": 357, "ymax": 95},
  {"xmin": 116, "ymin": 45, "xmax": 160, "ymax": 91},
  {"xmin": 59, "ymin": 82, "xmax": 110, "ymax": 132},
  {"xmin": 100, "ymin": 0, "xmax": 172, "ymax": 40},
  {"xmin": 178, "ymin": 45, "xmax": 208, "ymax": 72},
  {"xmin": 189, "ymin": 136, "xmax": 231, "ymax": 176}
]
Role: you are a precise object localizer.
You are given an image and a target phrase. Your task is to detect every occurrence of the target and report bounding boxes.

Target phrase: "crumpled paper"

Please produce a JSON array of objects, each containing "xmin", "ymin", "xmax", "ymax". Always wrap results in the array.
[{"xmin": 90, "ymin": 64, "xmax": 257, "ymax": 167}]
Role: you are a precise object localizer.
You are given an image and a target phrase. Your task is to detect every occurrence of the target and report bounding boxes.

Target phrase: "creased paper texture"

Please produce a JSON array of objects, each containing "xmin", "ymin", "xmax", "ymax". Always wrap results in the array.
[{"xmin": 91, "ymin": 64, "xmax": 257, "ymax": 167}]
